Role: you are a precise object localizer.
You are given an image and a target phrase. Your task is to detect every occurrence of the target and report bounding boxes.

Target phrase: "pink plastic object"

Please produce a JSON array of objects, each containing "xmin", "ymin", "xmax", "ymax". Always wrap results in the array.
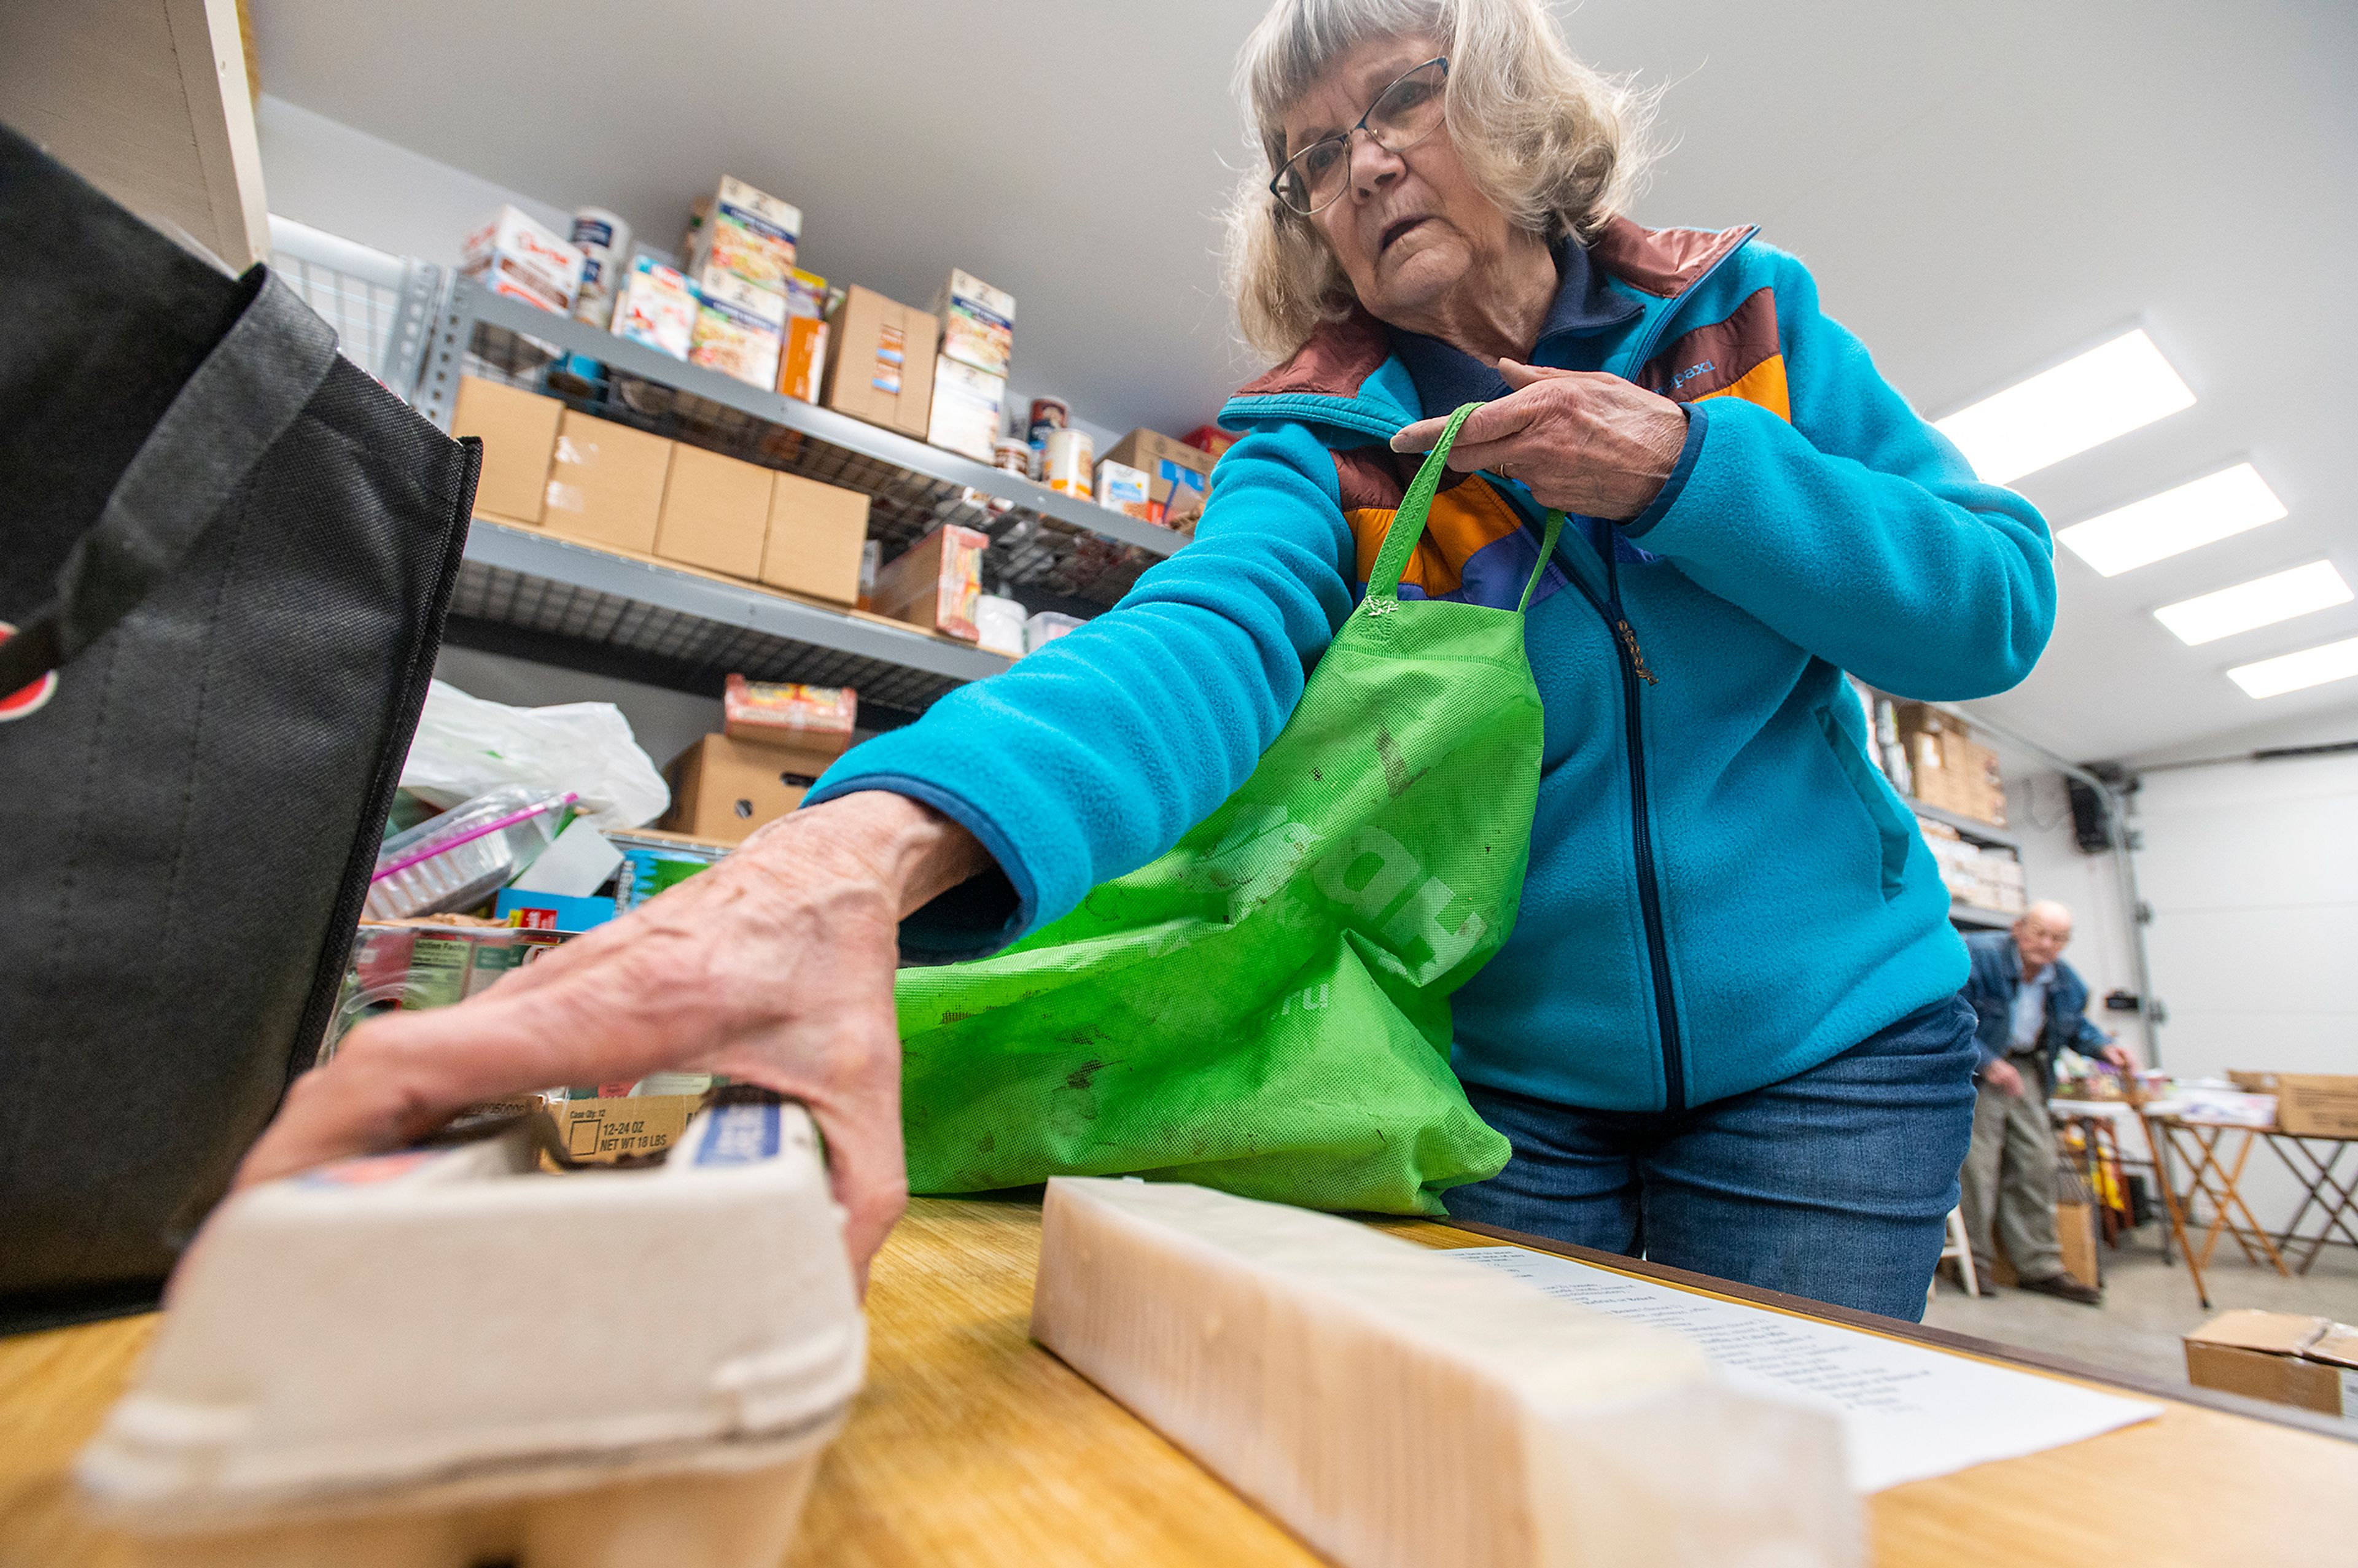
[{"xmin": 365, "ymin": 787, "xmax": 574, "ymax": 919}]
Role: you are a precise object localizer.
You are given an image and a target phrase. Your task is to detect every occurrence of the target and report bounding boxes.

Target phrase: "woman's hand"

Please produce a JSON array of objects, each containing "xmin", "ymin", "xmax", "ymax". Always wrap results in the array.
[
  {"xmin": 1390, "ymin": 359, "xmax": 1688, "ymax": 521},
  {"xmin": 232, "ymin": 790, "xmax": 991, "ymax": 1289}
]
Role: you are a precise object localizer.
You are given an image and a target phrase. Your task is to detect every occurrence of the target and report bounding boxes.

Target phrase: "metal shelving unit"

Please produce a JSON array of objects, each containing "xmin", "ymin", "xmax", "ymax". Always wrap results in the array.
[
  {"xmin": 1946, "ymin": 902, "xmax": 2017, "ymax": 931},
  {"xmin": 268, "ymin": 224, "xmax": 1190, "ymax": 719},
  {"xmin": 1908, "ymin": 797, "xmax": 2020, "ymax": 850}
]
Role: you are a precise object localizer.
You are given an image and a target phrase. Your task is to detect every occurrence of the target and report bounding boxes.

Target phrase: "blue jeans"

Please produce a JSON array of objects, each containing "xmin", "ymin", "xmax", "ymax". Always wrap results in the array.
[{"xmin": 1444, "ymin": 995, "xmax": 1979, "ymax": 1321}]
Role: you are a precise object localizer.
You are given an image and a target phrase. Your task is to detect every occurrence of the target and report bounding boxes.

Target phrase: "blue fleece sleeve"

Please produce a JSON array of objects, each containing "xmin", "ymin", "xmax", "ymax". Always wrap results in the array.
[
  {"xmin": 802, "ymin": 422, "xmax": 1356, "ymax": 955},
  {"xmin": 1624, "ymin": 250, "xmax": 2056, "ymax": 699}
]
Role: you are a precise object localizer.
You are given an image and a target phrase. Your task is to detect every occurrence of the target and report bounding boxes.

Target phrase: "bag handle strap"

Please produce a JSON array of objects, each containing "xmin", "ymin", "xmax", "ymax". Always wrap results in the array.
[
  {"xmin": 1367, "ymin": 401, "xmax": 1565, "ymax": 617},
  {"xmin": 0, "ymin": 271, "xmax": 339, "ymax": 697}
]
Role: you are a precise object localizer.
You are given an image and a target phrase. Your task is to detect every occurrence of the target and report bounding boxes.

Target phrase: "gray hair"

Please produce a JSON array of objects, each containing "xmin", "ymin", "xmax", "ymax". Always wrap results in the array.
[{"xmin": 1223, "ymin": 0, "xmax": 1656, "ymax": 361}]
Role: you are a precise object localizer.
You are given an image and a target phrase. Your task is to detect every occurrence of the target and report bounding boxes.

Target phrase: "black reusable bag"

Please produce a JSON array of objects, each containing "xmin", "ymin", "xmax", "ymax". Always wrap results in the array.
[{"xmin": 0, "ymin": 123, "xmax": 479, "ymax": 1332}]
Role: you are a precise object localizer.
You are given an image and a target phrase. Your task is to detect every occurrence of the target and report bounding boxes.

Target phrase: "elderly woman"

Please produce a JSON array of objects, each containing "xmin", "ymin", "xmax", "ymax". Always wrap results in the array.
[{"xmin": 244, "ymin": 0, "xmax": 2055, "ymax": 1318}]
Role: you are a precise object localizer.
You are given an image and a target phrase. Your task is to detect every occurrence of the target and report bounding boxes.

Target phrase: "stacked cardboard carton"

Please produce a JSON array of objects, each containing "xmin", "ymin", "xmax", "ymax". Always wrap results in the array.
[
  {"xmin": 660, "ymin": 680, "xmax": 857, "ymax": 844},
  {"xmin": 1894, "ymin": 704, "xmax": 2006, "ymax": 826}
]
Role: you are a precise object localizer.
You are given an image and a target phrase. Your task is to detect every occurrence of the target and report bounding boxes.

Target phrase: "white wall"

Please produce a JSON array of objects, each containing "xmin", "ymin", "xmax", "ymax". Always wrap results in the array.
[{"xmin": 2104, "ymin": 708, "xmax": 2358, "ymax": 1232}]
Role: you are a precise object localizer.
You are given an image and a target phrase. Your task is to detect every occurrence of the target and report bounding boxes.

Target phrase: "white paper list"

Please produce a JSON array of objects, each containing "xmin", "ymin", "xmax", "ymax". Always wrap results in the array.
[{"xmin": 1448, "ymin": 1246, "xmax": 2162, "ymax": 1493}]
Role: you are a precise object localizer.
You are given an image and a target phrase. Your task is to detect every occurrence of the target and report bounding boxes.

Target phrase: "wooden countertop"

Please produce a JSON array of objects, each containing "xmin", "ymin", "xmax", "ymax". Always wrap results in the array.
[{"xmin": 4, "ymin": 1197, "xmax": 2353, "ymax": 1566}]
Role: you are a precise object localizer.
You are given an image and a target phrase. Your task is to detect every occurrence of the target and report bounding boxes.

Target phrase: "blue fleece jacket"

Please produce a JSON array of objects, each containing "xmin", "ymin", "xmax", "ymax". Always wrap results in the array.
[{"xmin": 808, "ymin": 222, "xmax": 2056, "ymax": 1113}]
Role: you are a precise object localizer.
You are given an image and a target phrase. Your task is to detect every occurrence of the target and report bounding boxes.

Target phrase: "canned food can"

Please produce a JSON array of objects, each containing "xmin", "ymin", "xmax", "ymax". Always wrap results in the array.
[
  {"xmin": 992, "ymin": 437, "xmax": 1034, "ymax": 478},
  {"xmin": 1041, "ymin": 427, "xmax": 1094, "ymax": 499}
]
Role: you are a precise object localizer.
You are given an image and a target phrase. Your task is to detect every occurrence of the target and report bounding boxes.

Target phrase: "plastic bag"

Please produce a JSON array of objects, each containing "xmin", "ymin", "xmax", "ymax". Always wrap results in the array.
[{"xmin": 401, "ymin": 680, "xmax": 668, "ymax": 830}]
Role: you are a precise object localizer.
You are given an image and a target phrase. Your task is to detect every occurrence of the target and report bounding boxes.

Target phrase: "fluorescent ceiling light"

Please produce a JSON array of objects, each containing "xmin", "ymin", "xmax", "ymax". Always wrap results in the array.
[
  {"xmin": 2154, "ymin": 562, "xmax": 2352, "ymax": 646},
  {"xmin": 2055, "ymin": 464, "xmax": 2286, "ymax": 577},
  {"xmin": 2227, "ymin": 635, "xmax": 2358, "ymax": 699},
  {"xmin": 1936, "ymin": 329, "xmax": 2195, "ymax": 484}
]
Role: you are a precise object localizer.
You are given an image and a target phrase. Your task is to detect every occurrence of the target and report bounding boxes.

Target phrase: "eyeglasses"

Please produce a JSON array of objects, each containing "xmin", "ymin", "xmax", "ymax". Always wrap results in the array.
[{"xmin": 1269, "ymin": 56, "xmax": 1449, "ymax": 217}]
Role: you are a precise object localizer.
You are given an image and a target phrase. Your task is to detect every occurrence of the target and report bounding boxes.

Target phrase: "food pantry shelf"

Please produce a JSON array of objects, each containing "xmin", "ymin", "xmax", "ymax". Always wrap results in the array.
[
  {"xmin": 419, "ymin": 280, "xmax": 1184, "ymax": 594},
  {"xmin": 454, "ymin": 520, "xmax": 1010, "ymax": 719},
  {"xmin": 1946, "ymin": 902, "xmax": 2017, "ymax": 931},
  {"xmin": 1910, "ymin": 797, "xmax": 2020, "ymax": 849}
]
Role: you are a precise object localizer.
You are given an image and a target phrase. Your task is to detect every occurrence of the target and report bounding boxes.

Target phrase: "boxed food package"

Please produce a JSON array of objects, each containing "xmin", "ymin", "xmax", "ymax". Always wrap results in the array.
[
  {"xmin": 449, "ymin": 376, "xmax": 563, "ymax": 526},
  {"xmin": 1106, "ymin": 428, "xmax": 1216, "ymax": 524},
  {"xmin": 870, "ymin": 524, "xmax": 986, "ymax": 642},
  {"xmin": 2183, "ymin": 1311, "xmax": 2358, "ymax": 1429},
  {"xmin": 608, "ymin": 826, "xmax": 732, "ymax": 912},
  {"xmin": 822, "ymin": 286, "xmax": 938, "ymax": 439},
  {"xmin": 685, "ymin": 176, "xmax": 801, "ymax": 295},
  {"xmin": 661, "ymin": 733, "xmax": 818, "ymax": 843},
  {"xmin": 610, "ymin": 254, "xmax": 698, "ymax": 360},
  {"xmin": 535, "ymin": 1092, "xmax": 706, "ymax": 1168},
  {"xmin": 566, "ymin": 208, "xmax": 632, "ymax": 330},
  {"xmin": 460, "ymin": 204, "xmax": 584, "ymax": 315},
  {"xmin": 776, "ymin": 268, "xmax": 830, "ymax": 402},
  {"xmin": 927, "ymin": 357, "xmax": 1006, "ymax": 463},
  {"xmin": 724, "ymin": 676, "xmax": 856, "ymax": 757},
  {"xmin": 974, "ymin": 594, "xmax": 1027, "ymax": 658},
  {"xmin": 543, "ymin": 411, "xmax": 674, "ymax": 554},
  {"xmin": 933, "ymin": 268, "xmax": 1014, "ymax": 378},
  {"xmin": 760, "ymin": 473, "xmax": 871, "ymax": 604},
  {"xmin": 655, "ymin": 444, "xmax": 774, "ymax": 579},
  {"xmin": 1095, "ymin": 459, "xmax": 1153, "ymax": 521},
  {"xmin": 690, "ymin": 272, "xmax": 788, "ymax": 390}
]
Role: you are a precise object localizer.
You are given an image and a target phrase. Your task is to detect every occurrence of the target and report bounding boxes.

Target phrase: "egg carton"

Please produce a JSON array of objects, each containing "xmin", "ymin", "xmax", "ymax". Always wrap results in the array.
[{"xmin": 78, "ymin": 1096, "xmax": 862, "ymax": 1567}]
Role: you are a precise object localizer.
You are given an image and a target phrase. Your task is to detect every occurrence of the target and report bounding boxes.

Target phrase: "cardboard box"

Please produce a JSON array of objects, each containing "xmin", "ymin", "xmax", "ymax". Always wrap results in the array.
[
  {"xmin": 542, "ymin": 411, "xmax": 673, "ymax": 554},
  {"xmin": 723, "ymin": 676, "xmax": 855, "ymax": 755},
  {"xmin": 655, "ymin": 444, "xmax": 773, "ymax": 580},
  {"xmin": 534, "ymin": 1093, "xmax": 703, "ymax": 1167},
  {"xmin": 933, "ymin": 267, "xmax": 1014, "ymax": 379},
  {"xmin": 870, "ymin": 524, "xmax": 986, "ymax": 642},
  {"xmin": 660, "ymin": 733, "xmax": 816, "ymax": 843},
  {"xmin": 823, "ymin": 286, "xmax": 938, "ymax": 440},
  {"xmin": 685, "ymin": 176, "xmax": 801, "ymax": 296},
  {"xmin": 1896, "ymin": 704, "xmax": 2006, "ymax": 826},
  {"xmin": 2184, "ymin": 1311, "xmax": 2358, "ymax": 1428},
  {"xmin": 2273, "ymin": 1074, "xmax": 2358, "ymax": 1138},
  {"xmin": 1105, "ymin": 428, "xmax": 1216, "ymax": 524},
  {"xmin": 760, "ymin": 472, "xmax": 871, "ymax": 604},
  {"xmin": 1184, "ymin": 424, "xmax": 1242, "ymax": 459},
  {"xmin": 460, "ymin": 204, "xmax": 584, "ymax": 314},
  {"xmin": 449, "ymin": 376, "xmax": 562, "ymax": 526},
  {"xmin": 610, "ymin": 254, "xmax": 697, "ymax": 360},
  {"xmin": 689, "ymin": 272, "xmax": 787, "ymax": 390},
  {"xmin": 927, "ymin": 357, "xmax": 1006, "ymax": 463}
]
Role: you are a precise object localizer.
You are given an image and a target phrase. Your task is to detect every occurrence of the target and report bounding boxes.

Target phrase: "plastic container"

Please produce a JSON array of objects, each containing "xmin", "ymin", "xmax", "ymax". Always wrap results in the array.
[
  {"xmin": 1025, "ymin": 610, "xmax": 1086, "ymax": 653},
  {"xmin": 365, "ymin": 786, "xmax": 574, "ymax": 919},
  {"xmin": 78, "ymin": 1096, "xmax": 863, "ymax": 1568}
]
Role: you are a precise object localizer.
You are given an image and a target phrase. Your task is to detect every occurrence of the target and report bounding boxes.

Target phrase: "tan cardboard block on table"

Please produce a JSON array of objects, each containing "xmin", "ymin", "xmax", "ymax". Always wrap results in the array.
[
  {"xmin": 449, "ymin": 376, "xmax": 563, "ymax": 525},
  {"xmin": 542, "ymin": 411, "xmax": 672, "ymax": 554},
  {"xmin": 760, "ymin": 473, "xmax": 871, "ymax": 604},
  {"xmin": 660, "ymin": 734, "xmax": 817, "ymax": 844},
  {"xmin": 2184, "ymin": 1310, "xmax": 2358, "ymax": 1422},
  {"xmin": 822, "ymin": 286, "xmax": 938, "ymax": 440},
  {"xmin": 655, "ymin": 443, "xmax": 773, "ymax": 580}
]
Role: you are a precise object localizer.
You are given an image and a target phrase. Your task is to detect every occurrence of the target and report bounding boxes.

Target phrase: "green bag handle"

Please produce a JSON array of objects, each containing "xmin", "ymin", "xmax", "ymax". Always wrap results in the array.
[{"xmin": 1366, "ymin": 402, "xmax": 1566, "ymax": 616}]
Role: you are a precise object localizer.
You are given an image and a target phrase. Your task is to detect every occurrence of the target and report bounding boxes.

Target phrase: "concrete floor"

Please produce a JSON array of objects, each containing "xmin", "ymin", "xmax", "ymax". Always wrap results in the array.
[{"xmin": 1923, "ymin": 1227, "xmax": 2358, "ymax": 1388}]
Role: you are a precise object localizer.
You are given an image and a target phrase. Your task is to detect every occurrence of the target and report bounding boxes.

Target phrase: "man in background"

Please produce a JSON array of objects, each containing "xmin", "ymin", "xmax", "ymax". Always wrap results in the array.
[{"xmin": 1958, "ymin": 901, "xmax": 2132, "ymax": 1303}]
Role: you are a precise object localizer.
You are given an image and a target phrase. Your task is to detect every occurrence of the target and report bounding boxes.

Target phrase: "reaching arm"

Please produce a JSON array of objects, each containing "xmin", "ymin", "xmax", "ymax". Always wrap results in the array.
[{"xmin": 804, "ymin": 421, "xmax": 1358, "ymax": 953}]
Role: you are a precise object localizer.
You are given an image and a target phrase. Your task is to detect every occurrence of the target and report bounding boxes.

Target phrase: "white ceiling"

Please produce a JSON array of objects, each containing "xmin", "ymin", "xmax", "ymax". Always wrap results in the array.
[{"xmin": 249, "ymin": 0, "xmax": 2358, "ymax": 763}]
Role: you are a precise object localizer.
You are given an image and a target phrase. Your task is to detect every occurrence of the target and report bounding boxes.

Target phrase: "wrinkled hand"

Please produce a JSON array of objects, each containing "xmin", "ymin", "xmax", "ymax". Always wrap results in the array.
[
  {"xmin": 233, "ymin": 791, "xmax": 990, "ymax": 1289},
  {"xmin": 1983, "ymin": 1058, "xmax": 2025, "ymax": 1098},
  {"xmin": 2101, "ymin": 1041, "xmax": 2134, "ymax": 1073},
  {"xmin": 1389, "ymin": 359, "xmax": 1689, "ymax": 521}
]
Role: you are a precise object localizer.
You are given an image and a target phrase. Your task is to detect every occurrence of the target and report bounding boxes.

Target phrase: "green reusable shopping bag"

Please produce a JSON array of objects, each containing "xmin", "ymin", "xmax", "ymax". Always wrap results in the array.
[{"xmin": 895, "ymin": 405, "xmax": 1562, "ymax": 1214}]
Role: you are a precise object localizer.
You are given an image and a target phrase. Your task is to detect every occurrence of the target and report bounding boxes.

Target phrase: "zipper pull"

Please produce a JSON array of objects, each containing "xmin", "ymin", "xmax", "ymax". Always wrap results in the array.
[{"xmin": 1616, "ymin": 619, "xmax": 1659, "ymax": 685}]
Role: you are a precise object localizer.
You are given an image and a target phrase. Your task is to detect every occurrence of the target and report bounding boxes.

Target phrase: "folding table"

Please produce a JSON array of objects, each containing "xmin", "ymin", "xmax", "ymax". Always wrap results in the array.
[
  {"xmin": 2139, "ymin": 1111, "xmax": 2292, "ymax": 1310},
  {"xmin": 2265, "ymin": 1128, "xmax": 2358, "ymax": 1275}
]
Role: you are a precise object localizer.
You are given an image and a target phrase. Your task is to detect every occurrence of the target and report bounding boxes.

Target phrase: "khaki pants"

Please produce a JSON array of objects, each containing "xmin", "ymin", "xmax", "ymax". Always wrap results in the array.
[{"xmin": 1958, "ymin": 1065, "xmax": 2063, "ymax": 1283}]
